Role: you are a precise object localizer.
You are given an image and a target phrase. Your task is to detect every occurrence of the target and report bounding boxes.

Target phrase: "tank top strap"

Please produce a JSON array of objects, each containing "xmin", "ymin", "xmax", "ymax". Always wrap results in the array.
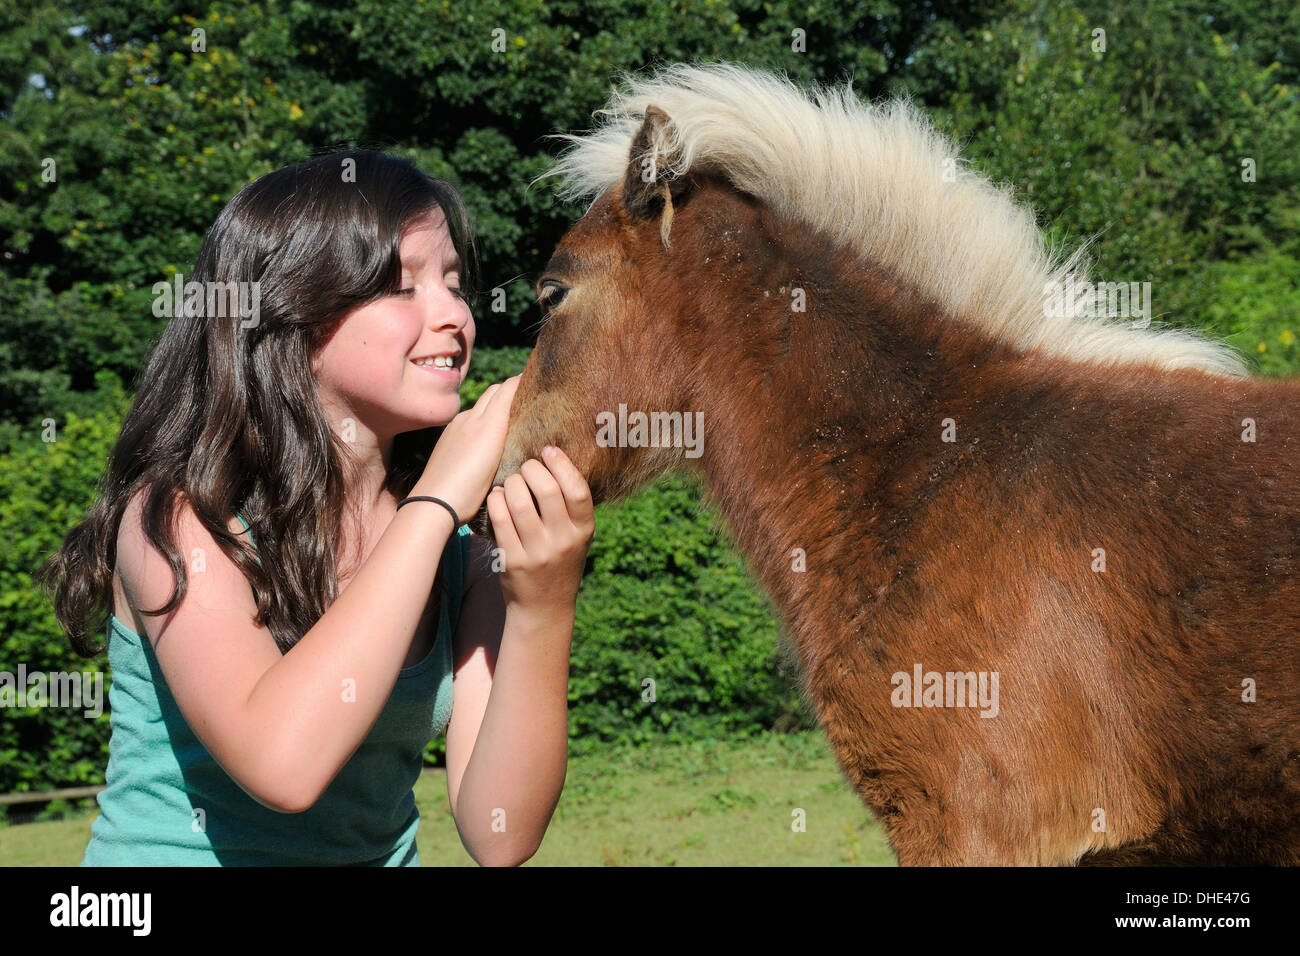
[{"xmin": 233, "ymin": 512, "xmax": 260, "ymax": 563}]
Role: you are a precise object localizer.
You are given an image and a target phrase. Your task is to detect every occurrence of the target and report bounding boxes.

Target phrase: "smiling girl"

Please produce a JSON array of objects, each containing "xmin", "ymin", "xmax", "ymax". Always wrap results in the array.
[{"xmin": 37, "ymin": 148, "xmax": 593, "ymax": 866}]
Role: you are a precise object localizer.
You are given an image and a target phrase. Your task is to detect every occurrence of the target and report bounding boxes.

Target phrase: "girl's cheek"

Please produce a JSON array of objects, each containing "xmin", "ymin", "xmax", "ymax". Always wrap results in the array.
[{"xmin": 383, "ymin": 304, "xmax": 422, "ymax": 348}]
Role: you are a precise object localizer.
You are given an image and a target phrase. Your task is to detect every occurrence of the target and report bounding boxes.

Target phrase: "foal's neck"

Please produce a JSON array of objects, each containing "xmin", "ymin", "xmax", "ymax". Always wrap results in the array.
[{"xmin": 686, "ymin": 243, "xmax": 1019, "ymax": 632}]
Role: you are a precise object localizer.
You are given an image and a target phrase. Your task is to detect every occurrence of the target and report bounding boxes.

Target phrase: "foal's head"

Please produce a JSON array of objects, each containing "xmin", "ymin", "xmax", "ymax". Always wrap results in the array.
[
  {"xmin": 488, "ymin": 106, "xmax": 765, "ymax": 510},
  {"xmin": 480, "ymin": 61, "xmax": 1250, "ymax": 541}
]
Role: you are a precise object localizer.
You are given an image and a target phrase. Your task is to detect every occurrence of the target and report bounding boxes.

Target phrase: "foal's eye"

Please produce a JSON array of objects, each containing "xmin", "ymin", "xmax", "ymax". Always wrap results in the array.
[{"xmin": 538, "ymin": 280, "xmax": 569, "ymax": 312}]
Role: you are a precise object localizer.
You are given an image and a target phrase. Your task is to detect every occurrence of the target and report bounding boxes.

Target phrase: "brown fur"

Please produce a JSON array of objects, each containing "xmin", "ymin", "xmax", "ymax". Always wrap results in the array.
[{"xmin": 483, "ymin": 113, "xmax": 1300, "ymax": 866}]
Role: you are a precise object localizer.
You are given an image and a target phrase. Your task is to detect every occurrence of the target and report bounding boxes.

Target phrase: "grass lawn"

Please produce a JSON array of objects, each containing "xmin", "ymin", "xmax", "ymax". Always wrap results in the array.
[{"xmin": 0, "ymin": 730, "xmax": 895, "ymax": 866}]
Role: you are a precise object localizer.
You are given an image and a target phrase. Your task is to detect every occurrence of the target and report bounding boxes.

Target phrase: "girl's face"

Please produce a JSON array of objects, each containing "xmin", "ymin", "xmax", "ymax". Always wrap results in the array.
[{"xmin": 311, "ymin": 206, "xmax": 474, "ymax": 443}]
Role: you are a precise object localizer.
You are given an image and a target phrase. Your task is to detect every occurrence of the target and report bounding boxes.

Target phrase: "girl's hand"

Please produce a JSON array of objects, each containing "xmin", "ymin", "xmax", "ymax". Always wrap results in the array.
[
  {"xmin": 486, "ymin": 445, "xmax": 595, "ymax": 619},
  {"xmin": 411, "ymin": 375, "xmax": 522, "ymax": 527}
]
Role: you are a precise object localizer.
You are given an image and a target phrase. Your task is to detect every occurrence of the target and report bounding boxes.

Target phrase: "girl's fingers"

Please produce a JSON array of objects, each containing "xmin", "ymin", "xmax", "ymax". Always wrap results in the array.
[
  {"xmin": 539, "ymin": 446, "xmax": 594, "ymax": 524},
  {"xmin": 485, "ymin": 485, "xmax": 522, "ymax": 557},
  {"xmin": 518, "ymin": 459, "xmax": 568, "ymax": 529},
  {"xmin": 501, "ymin": 472, "xmax": 545, "ymax": 544}
]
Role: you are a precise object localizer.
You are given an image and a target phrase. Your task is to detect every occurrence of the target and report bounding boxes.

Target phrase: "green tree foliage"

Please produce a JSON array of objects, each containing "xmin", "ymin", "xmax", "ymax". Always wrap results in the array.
[{"xmin": 912, "ymin": 0, "xmax": 1300, "ymax": 357}]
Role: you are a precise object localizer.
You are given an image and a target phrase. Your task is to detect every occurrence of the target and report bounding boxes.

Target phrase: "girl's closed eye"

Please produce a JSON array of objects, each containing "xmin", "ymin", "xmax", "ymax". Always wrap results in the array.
[{"xmin": 394, "ymin": 286, "xmax": 468, "ymax": 300}]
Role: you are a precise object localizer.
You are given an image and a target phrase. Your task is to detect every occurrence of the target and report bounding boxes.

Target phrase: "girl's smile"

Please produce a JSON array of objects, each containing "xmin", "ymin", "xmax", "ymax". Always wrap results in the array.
[{"xmin": 411, "ymin": 357, "xmax": 465, "ymax": 383}]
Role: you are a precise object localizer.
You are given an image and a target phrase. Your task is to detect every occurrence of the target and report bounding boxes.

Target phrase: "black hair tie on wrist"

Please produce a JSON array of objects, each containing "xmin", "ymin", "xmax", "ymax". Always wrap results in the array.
[{"xmin": 396, "ymin": 496, "xmax": 459, "ymax": 530}]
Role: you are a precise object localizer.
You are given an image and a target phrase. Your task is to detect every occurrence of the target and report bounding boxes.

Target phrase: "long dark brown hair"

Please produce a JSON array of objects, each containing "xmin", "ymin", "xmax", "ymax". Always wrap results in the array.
[{"xmin": 37, "ymin": 147, "xmax": 480, "ymax": 657}]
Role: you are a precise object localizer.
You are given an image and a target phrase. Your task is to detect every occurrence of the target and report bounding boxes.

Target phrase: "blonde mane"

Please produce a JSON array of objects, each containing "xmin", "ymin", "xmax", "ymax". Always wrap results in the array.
[{"xmin": 537, "ymin": 62, "xmax": 1247, "ymax": 377}]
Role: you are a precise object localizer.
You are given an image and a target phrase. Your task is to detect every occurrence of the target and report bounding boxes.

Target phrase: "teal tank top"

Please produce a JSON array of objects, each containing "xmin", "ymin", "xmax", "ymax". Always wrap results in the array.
[{"xmin": 82, "ymin": 513, "xmax": 473, "ymax": 866}]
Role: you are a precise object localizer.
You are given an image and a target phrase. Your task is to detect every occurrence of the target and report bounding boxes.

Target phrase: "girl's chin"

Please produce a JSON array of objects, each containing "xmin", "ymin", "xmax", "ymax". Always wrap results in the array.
[{"xmin": 420, "ymin": 399, "xmax": 462, "ymax": 427}]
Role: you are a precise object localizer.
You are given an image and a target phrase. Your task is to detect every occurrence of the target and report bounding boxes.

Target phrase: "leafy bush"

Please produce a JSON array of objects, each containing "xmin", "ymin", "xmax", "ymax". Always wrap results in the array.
[
  {"xmin": 0, "ymin": 374, "xmax": 131, "ymax": 821},
  {"xmin": 1200, "ymin": 248, "xmax": 1300, "ymax": 378}
]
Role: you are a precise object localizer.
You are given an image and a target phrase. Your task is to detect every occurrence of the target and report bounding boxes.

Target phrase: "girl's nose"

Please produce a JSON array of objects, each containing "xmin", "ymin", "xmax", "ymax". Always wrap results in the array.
[{"xmin": 428, "ymin": 288, "xmax": 470, "ymax": 330}]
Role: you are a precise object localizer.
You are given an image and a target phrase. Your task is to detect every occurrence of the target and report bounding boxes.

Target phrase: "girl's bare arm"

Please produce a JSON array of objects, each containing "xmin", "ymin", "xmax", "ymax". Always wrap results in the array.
[
  {"xmin": 444, "ymin": 535, "xmax": 572, "ymax": 866},
  {"xmin": 118, "ymin": 488, "xmax": 455, "ymax": 813}
]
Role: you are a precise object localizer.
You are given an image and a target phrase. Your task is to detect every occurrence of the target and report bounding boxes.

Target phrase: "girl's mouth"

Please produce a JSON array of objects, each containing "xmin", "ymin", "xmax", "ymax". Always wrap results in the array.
[
  {"xmin": 410, "ymin": 346, "xmax": 466, "ymax": 382},
  {"xmin": 411, "ymin": 359, "xmax": 462, "ymax": 382}
]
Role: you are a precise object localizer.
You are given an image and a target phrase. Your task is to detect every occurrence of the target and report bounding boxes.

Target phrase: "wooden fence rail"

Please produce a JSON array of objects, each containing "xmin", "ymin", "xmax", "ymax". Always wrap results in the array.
[{"xmin": 0, "ymin": 786, "xmax": 104, "ymax": 806}]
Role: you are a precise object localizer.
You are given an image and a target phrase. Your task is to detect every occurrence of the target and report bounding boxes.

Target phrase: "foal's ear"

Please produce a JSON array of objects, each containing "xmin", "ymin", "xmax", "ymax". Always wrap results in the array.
[{"xmin": 622, "ymin": 105, "xmax": 681, "ymax": 232}]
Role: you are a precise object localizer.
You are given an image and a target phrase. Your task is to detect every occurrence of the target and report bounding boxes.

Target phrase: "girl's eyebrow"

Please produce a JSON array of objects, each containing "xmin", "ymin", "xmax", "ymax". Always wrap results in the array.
[{"xmin": 401, "ymin": 252, "xmax": 462, "ymax": 272}]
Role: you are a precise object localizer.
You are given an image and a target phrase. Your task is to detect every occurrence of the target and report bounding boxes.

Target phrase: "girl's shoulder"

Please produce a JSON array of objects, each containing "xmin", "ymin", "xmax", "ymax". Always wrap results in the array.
[
  {"xmin": 114, "ymin": 486, "xmax": 249, "ymax": 614},
  {"xmin": 119, "ymin": 484, "xmax": 247, "ymax": 545}
]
